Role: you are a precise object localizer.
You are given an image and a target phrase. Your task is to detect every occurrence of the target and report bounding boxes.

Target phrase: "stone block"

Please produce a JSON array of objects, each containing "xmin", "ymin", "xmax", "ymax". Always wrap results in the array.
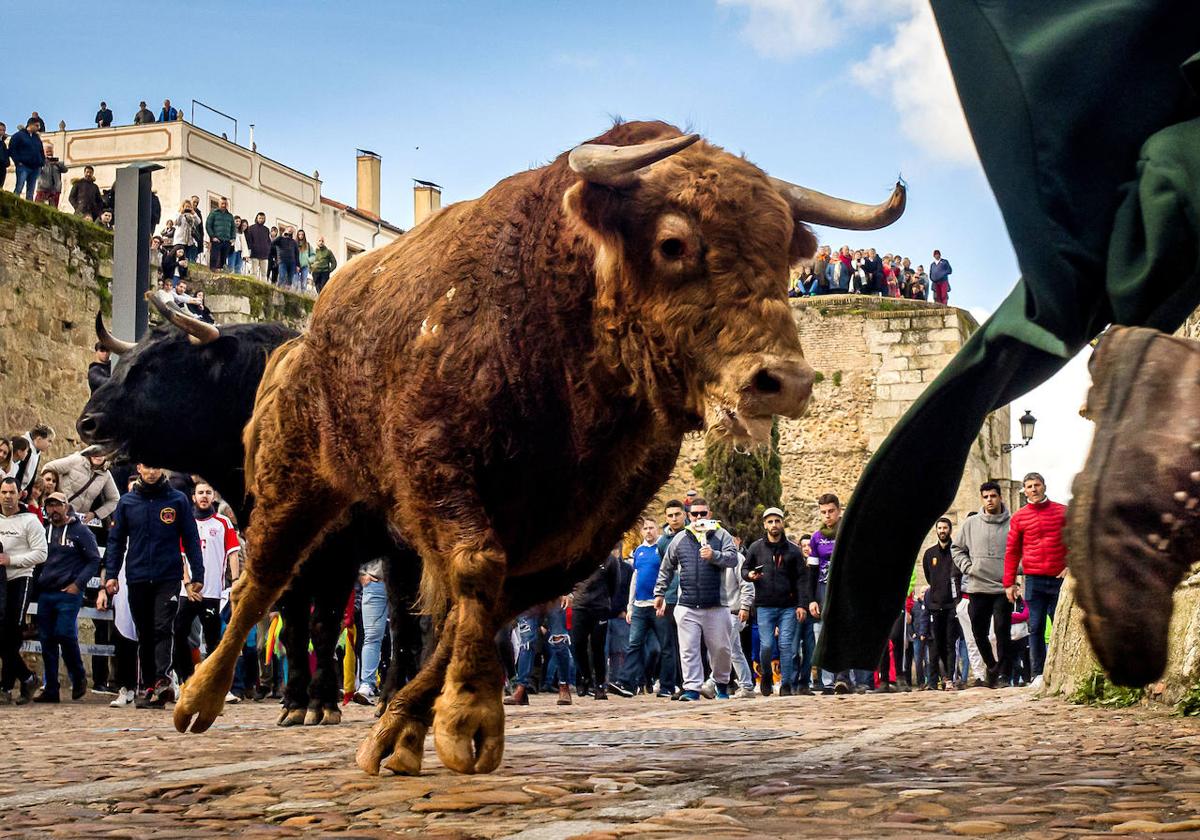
[
  {"xmin": 929, "ymin": 327, "xmax": 964, "ymax": 343},
  {"xmin": 899, "ymin": 370, "xmax": 924, "ymax": 384},
  {"xmin": 888, "ymin": 382, "xmax": 929, "ymax": 402},
  {"xmin": 876, "ymin": 371, "xmax": 901, "ymax": 385},
  {"xmin": 872, "ymin": 332, "xmax": 903, "ymax": 345},
  {"xmin": 207, "ymin": 294, "xmax": 252, "ymax": 316}
]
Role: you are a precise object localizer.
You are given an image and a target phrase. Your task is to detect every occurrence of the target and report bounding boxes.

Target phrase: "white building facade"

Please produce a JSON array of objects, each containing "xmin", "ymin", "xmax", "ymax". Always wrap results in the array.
[{"xmin": 35, "ymin": 121, "xmax": 402, "ymax": 263}]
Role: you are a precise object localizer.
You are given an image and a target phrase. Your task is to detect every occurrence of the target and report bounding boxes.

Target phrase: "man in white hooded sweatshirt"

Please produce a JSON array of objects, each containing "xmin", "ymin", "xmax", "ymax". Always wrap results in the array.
[{"xmin": 0, "ymin": 476, "xmax": 48, "ymax": 704}]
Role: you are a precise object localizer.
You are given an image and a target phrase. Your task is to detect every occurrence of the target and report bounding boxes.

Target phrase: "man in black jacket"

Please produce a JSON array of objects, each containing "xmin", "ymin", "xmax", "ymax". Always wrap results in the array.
[
  {"xmin": 743, "ymin": 508, "xmax": 810, "ymax": 696},
  {"xmin": 95, "ymin": 102, "xmax": 113, "ymax": 128},
  {"xmin": 104, "ymin": 465, "xmax": 204, "ymax": 708},
  {"xmin": 922, "ymin": 516, "xmax": 961, "ymax": 690},
  {"xmin": 273, "ymin": 228, "xmax": 301, "ymax": 290},
  {"xmin": 33, "ymin": 493, "xmax": 101, "ymax": 703},
  {"xmin": 0, "ymin": 122, "xmax": 9, "ymax": 192},
  {"xmin": 245, "ymin": 212, "xmax": 272, "ymax": 281},
  {"xmin": 570, "ymin": 547, "xmax": 620, "ymax": 700},
  {"xmin": 68, "ymin": 166, "xmax": 104, "ymax": 220}
]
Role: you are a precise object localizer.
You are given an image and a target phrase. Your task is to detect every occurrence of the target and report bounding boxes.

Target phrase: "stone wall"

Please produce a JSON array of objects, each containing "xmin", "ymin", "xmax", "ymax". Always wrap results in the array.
[
  {"xmin": 660, "ymin": 295, "xmax": 1012, "ymax": 552},
  {"xmin": 0, "ymin": 190, "xmax": 312, "ymax": 458}
]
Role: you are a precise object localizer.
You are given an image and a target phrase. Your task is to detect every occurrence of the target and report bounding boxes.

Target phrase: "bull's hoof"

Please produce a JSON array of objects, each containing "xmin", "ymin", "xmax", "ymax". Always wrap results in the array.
[
  {"xmin": 432, "ymin": 684, "xmax": 504, "ymax": 774},
  {"xmin": 278, "ymin": 707, "xmax": 306, "ymax": 727},
  {"xmin": 303, "ymin": 707, "xmax": 324, "ymax": 726},
  {"xmin": 320, "ymin": 706, "xmax": 342, "ymax": 726},
  {"xmin": 173, "ymin": 666, "xmax": 226, "ymax": 734},
  {"xmin": 356, "ymin": 712, "xmax": 428, "ymax": 776}
]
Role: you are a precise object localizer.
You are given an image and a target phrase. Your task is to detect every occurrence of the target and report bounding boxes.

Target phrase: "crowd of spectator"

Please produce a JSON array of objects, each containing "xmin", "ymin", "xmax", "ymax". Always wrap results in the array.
[
  {"xmin": 792, "ymin": 245, "xmax": 954, "ymax": 305},
  {"xmin": 2, "ymin": 104, "xmax": 338, "ymax": 297}
]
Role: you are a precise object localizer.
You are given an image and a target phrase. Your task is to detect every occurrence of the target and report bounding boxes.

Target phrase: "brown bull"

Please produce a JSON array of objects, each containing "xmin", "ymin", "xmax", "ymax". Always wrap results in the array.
[{"xmin": 173, "ymin": 120, "xmax": 904, "ymax": 775}]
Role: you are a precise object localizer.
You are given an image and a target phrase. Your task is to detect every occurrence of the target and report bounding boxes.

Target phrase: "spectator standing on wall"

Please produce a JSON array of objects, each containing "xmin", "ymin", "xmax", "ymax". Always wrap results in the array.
[
  {"xmin": 311, "ymin": 236, "xmax": 337, "ymax": 293},
  {"xmin": 9, "ymin": 123, "xmax": 45, "ymax": 201},
  {"xmin": 295, "ymin": 229, "xmax": 314, "ymax": 290},
  {"xmin": 205, "ymin": 197, "xmax": 235, "ymax": 271},
  {"xmin": 88, "ymin": 343, "xmax": 111, "ymax": 393},
  {"xmin": 133, "ymin": 102, "xmax": 155, "ymax": 125},
  {"xmin": 245, "ymin": 212, "xmax": 272, "ymax": 281},
  {"xmin": 174, "ymin": 200, "xmax": 200, "ymax": 262},
  {"xmin": 158, "ymin": 99, "xmax": 178, "ymax": 122},
  {"xmin": 68, "ymin": 165, "xmax": 104, "ymax": 220},
  {"xmin": 0, "ymin": 123, "xmax": 9, "ymax": 192},
  {"xmin": 227, "ymin": 217, "xmax": 246, "ymax": 274},
  {"xmin": 930, "ymin": 249, "xmax": 953, "ymax": 305},
  {"xmin": 34, "ymin": 143, "xmax": 68, "ymax": 207},
  {"xmin": 273, "ymin": 227, "xmax": 300, "ymax": 290},
  {"xmin": 95, "ymin": 102, "xmax": 113, "ymax": 128},
  {"xmin": 26, "ymin": 112, "xmax": 45, "ymax": 132}
]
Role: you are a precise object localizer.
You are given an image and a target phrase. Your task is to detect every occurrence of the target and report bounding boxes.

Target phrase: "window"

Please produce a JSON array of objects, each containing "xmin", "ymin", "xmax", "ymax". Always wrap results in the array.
[{"xmin": 345, "ymin": 241, "xmax": 364, "ymax": 262}]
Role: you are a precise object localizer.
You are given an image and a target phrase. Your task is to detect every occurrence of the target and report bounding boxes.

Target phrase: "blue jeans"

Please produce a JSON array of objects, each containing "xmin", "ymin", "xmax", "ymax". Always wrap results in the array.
[
  {"xmin": 912, "ymin": 637, "xmax": 928, "ymax": 686},
  {"xmin": 278, "ymin": 262, "xmax": 297, "ymax": 289},
  {"xmin": 606, "ymin": 614, "xmax": 629, "ymax": 683},
  {"xmin": 37, "ymin": 591, "xmax": 86, "ymax": 694},
  {"xmin": 1025, "ymin": 575, "xmax": 1063, "ymax": 678},
  {"xmin": 226, "ymin": 602, "xmax": 259, "ymax": 695},
  {"xmin": 619, "ymin": 605, "xmax": 664, "ymax": 689},
  {"xmin": 227, "ymin": 251, "xmax": 243, "ymax": 274},
  {"xmin": 543, "ymin": 605, "xmax": 573, "ymax": 687},
  {"xmin": 957, "ymin": 636, "xmax": 970, "ymax": 683},
  {"xmin": 13, "ymin": 164, "xmax": 38, "ymax": 200},
  {"xmin": 756, "ymin": 606, "xmax": 797, "ymax": 689},
  {"xmin": 513, "ymin": 610, "xmax": 539, "ymax": 688},
  {"xmin": 359, "ymin": 581, "xmax": 388, "ymax": 690},
  {"xmin": 792, "ymin": 615, "xmax": 816, "ymax": 688},
  {"xmin": 298, "ymin": 266, "xmax": 310, "ymax": 288}
]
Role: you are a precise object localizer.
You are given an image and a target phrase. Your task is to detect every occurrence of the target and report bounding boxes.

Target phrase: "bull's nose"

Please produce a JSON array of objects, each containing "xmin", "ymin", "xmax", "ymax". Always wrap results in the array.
[
  {"xmin": 743, "ymin": 359, "xmax": 813, "ymax": 418},
  {"xmin": 77, "ymin": 413, "xmax": 101, "ymax": 439}
]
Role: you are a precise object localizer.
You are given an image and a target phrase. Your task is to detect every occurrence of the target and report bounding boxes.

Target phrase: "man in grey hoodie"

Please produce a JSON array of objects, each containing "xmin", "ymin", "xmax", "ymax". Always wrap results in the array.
[{"xmin": 952, "ymin": 481, "xmax": 1012, "ymax": 688}]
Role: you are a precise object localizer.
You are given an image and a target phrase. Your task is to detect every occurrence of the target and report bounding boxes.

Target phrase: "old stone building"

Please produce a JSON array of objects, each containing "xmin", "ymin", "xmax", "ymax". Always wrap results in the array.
[{"xmin": 660, "ymin": 295, "xmax": 1013, "ymax": 537}]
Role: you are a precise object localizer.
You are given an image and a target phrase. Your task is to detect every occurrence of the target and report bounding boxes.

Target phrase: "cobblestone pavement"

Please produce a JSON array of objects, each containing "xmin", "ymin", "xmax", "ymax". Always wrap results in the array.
[{"xmin": 3, "ymin": 687, "xmax": 1200, "ymax": 838}]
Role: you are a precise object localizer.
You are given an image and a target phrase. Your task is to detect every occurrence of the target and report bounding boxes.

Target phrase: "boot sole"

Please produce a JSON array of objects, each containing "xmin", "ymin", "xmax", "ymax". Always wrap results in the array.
[{"xmin": 1069, "ymin": 326, "xmax": 1162, "ymax": 684}]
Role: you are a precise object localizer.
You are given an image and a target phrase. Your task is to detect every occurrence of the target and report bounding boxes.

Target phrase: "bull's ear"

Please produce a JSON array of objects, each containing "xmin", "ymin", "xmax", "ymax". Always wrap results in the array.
[
  {"xmin": 790, "ymin": 220, "xmax": 818, "ymax": 265},
  {"xmin": 563, "ymin": 181, "xmax": 625, "ymax": 245}
]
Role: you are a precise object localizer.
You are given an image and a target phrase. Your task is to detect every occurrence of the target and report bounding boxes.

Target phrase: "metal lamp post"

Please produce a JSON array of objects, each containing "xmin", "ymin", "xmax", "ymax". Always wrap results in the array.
[{"xmin": 1002, "ymin": 410, "xmax": 1038, "ymax": 453}]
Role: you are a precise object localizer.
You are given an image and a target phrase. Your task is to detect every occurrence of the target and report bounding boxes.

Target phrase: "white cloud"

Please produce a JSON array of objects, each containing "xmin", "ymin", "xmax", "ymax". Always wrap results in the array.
[
  {"xmin": 1009, "ymin": 348, "xmax": 1094, "ymax": 500},
  {"xmin": 967, "ymin": 305, "xmax": 992, "ymax": 326},
  {"xmin": 720, "ymin": 0, "xmax": 976, "ymax": 164}
]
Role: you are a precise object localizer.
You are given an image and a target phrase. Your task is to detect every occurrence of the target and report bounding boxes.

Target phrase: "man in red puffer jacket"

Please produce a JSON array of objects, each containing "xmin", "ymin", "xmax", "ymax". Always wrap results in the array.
[{"xmin": 1003, "ymin": 472, "xmax": 1067, "ymax": 685}]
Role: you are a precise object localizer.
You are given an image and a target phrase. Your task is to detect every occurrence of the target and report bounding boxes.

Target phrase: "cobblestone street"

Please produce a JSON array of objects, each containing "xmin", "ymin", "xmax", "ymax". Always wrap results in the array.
[{"xmin": 3, "ymin": 687, "xmax": 1200, "ymax": 838}]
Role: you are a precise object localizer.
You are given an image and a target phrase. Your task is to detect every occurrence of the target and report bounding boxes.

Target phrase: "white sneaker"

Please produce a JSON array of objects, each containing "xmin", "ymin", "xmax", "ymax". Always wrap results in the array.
[
  {"xmin": 352, "ymin": 684, "xmax": 378, "ymax": 706},
  {"xmin": 699, "ymin": 679, "xmax": 717, "ymax": 700},
  {"xmin": 109, "ymin": 688, "xmax": 134, "ymax": 708},
  {"xmin": 1029, "ymin": 675, "xmax": 1044, "ymax": 690},
  {"xmin": 225, "ymin": 692, "xmax": 241, "ymax": 704},
  {"xmin": 734, "ymin": 686, "xmax": 757, "ymax": 699}
]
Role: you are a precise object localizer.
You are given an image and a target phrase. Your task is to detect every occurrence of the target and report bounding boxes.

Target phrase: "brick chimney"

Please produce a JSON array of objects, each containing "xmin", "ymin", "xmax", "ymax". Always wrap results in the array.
[
  {"xmin": 356, "ymin": 150, "xmax": 381, "ymax": 218},
  {"xmin": 413, "ymin": 180, "xmax": 442, "ymax": 227}
]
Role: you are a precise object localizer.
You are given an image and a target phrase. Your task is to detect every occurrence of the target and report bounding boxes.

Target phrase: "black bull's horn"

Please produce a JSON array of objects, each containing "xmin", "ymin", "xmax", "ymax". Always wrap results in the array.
[
  {"xmin": 567, "ymin": 133, "xmax": 905, "ymax": 230},
  {"xmin": 148, "ymin": 290, "xmax": 220, "ymax": 345},
  {"xmin": 95, "ymin": 311, "xmax": 135, "ymax": 354}
]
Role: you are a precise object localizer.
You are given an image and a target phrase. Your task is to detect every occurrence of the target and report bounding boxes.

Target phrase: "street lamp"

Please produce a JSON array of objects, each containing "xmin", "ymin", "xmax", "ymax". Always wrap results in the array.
[{"xmin": 1002, "ymin": 410, "xmax": 1038, "ymax": 453}]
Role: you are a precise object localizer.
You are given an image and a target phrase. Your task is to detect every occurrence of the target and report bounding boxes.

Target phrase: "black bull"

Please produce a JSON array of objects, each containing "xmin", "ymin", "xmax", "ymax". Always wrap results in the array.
[{"xmin": 80, "ymin": 312, "xmax": 425, "ymax": 721}]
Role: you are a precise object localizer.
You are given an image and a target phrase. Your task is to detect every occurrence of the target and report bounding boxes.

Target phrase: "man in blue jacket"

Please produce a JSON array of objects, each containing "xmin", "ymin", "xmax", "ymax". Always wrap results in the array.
[
  {"xmin": 33, "ymin": 492, "xmax": 101, "ymax": 703},
  {"xmin": 104, "ymin": 465, "xmax": 204, "ymax": 708},
  {"xmin": 654, "ymin": 498, "xmax": 738, "ymax": 701},
  {"xmin": 8, "ymin": 122, "xmax": 45, "ymax": 201}
]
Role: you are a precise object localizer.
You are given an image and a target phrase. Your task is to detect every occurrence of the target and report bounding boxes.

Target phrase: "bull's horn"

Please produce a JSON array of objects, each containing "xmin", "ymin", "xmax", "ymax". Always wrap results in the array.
[
  {"xmin": 148, "ymin": 290, "xmax": 220, "ymax": 345},
  {"xmin": 771, "ymin": 177, "xmax": 906, "ymax": 231},
  {"xmin": 95, "ymin": 311, "xmax": 135, "ymax": 354},
  {"xmin": 569, "ymin": 133, "xmax": 700, "ymax": 187}
]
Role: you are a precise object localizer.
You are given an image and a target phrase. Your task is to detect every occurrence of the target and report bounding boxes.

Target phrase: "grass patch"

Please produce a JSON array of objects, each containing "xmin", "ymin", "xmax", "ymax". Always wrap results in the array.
[
  {"xmin": 1069, "ymin": 667, "xmax": 1144, "ymax": 709},
  {"xmin": 812, "ymin": 371, "xmax": 825, "ymax": 385},
  {"xmin": 1175, "ymin": 683, "xmax": 1200, "ymax": 717},
  {"xmin": 831, "ymin": 370, "xmax": 843, "ymax": 387}
]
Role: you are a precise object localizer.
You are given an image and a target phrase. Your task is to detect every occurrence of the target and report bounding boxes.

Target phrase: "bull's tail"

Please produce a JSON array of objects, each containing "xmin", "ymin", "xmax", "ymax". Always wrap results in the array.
[
  {"xmin": 415, "ymin": 564, "xmax": 450, "ymax": 628},
  {"xmin": 243, "ymin": 337, "xmax": 304, "ymax": 493}
]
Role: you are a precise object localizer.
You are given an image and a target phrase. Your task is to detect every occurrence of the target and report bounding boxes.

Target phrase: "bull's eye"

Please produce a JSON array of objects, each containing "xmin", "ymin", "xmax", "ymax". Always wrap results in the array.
[{"xmin": 660, "ymin": 238, "xmax": 687, "ymax": 260}]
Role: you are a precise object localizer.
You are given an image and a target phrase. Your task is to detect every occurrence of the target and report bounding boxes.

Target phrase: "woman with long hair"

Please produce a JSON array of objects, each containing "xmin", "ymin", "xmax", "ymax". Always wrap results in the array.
[
  {"xmin": 40, "ymin": 469, "xmax": 59, "ymax": 496},
  {"xmin": 0, "ymin": 438, "xmax": 14, "ymax": 478},
  {"xmin": 295, "ymin": 229, "xmax": 314, "ymax": 291},
  {"xmin": 175, "ymin": 200, "xmax": 200, "ymax": 263}
]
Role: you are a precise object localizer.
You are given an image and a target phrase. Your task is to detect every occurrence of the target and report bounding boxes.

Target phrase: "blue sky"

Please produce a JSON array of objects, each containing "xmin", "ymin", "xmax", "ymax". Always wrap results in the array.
[{"xmin": 12, "ymin": 0, "xmax": 1088, "ymax": 491}]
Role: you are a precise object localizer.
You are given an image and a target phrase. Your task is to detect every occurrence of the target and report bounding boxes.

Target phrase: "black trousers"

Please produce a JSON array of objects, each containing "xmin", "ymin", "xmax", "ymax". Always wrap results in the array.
[
  {"xmin": 127, "ymin": 580, "xmax": 178, "ymax": 689},
  {"xmin": 172, "ymin": 596, "xmax": 222, "ymax": 682},
  {"xmin": 0, "ymin": 577, "xmax": 34, "ymax": 690},
  {"xmin": 313, "ymin": 270, "xmax": 331, "ymax": 293},
  {"xmin": 571, "ymin": 607, "xmax": 609, "ymax": 688},
  {"xmin": 968, "ymin": 592, "xmax": 1011, "ymax": 678},
  {"xmin": 928, "ymin": 607, "xmax": 957, "ymax": 681}
]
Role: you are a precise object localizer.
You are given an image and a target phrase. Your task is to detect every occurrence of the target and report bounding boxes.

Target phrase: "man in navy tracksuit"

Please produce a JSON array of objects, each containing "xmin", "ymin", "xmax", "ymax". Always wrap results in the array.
[
  {"xmin": 104, "ymin": 466, "xmax": 204, "ymax": 707},
  {"xmin": 33, "ymin": 492, "xmax": 101, "ymax": 702}
]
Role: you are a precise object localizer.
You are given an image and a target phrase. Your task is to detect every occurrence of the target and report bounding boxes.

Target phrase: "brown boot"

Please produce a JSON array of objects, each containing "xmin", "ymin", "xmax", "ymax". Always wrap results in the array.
[
  {"xmin": 1070, "ymin": 325, "xmax": 1200, "ymax": 685},
  {"xmin": 503, "ymin": 684, "xmax": 528, "ymax": 706},
  {"xmin": 556, "ymin": 684, "xmax": 572, "ymax": 706}
]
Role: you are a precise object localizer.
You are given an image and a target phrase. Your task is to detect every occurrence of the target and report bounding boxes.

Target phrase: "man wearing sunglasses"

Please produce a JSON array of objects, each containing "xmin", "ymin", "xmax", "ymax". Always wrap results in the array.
[{"xmin": 653, "ymin": 498, "xmax": 738, "ymax": 701}]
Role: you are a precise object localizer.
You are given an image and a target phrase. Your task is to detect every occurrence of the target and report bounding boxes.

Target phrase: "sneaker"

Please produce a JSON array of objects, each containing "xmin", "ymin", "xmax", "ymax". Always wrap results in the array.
[
  {"xmin": 699, "ymin": 679, "xmax": 717, "ymax": 700},
  {"xmin": 734, "ymin": 686, "xmax": 756, "ymax": 699},
  {"xmin": 148, "ymin": 679, "xmax": 174, "ymax": 707},
  {"xmin": 32, "ymin": 689, "xmax": 60, "ymax": 704},
  {"xmin": 821, "ymin": 686, "xmax": 835, "ymax": 696},
  {"xmin": 110, "ymin": 688, "xmax": 135, "ymax": 708},
  {"xmin": 0, "ymin": 690, "xmax": 12, "ymax": 706},
  {"xmin": 352, "ymin": 684, "xmax": 378, "ymax": 706},
  {"xmin": 1029, "ymin": 675, "xmax": 1044, "ymax": 690},
  {"xmin": 779, "ymin": 685, "xmax": 794, "ymax": 697},
  {"xmin": 714, "ymin": 684, "xmax": 730, "ymax": 699},
  {"xmin": 593, "ymin": 686, "xmax": 608, "ymax": 700},
  {"xmin": 72, "ymin": 681, "xmax": 87, "ymax": 701},
  {"xmin": 670, "ymin": 688, "xmax": 683, "ymax": 701},
  {"xmin": 225, "ymin": 692, "xmax": 241, "ymax": 704},
  {"xmin": 91, "ymin": 683, "xmax": 118, "ymax": 696},
  {"xmin": 656, "ymin": 690, "xmax": 673, "ymax": 698},
  {"xmin": 795, "ymin": 686, "xmax": 815, "ymax": 696},
  {"xmin": 760, "ymin": 682, "xmax": 773, "ymax": 697},
  {"xmin": 607, "ymin": 682, "xmax": 634, "ymax": 698},
  {"xmin": 677, "ymin": 689, "xmax": 701, "ymax": 702},
  {"xmin": 134, "ymin": 688, "xmax": 153, "ymax": 709},
  {"xmin": 833, "ymin": 681, "xmax": 851, "ymax": 695}
]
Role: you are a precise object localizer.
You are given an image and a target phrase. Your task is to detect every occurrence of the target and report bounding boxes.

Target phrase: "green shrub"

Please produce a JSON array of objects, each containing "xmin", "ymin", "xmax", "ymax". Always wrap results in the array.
[{"xmin": 1069, "ymin": 667, "xmax": 1144, "ymax": 708}]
